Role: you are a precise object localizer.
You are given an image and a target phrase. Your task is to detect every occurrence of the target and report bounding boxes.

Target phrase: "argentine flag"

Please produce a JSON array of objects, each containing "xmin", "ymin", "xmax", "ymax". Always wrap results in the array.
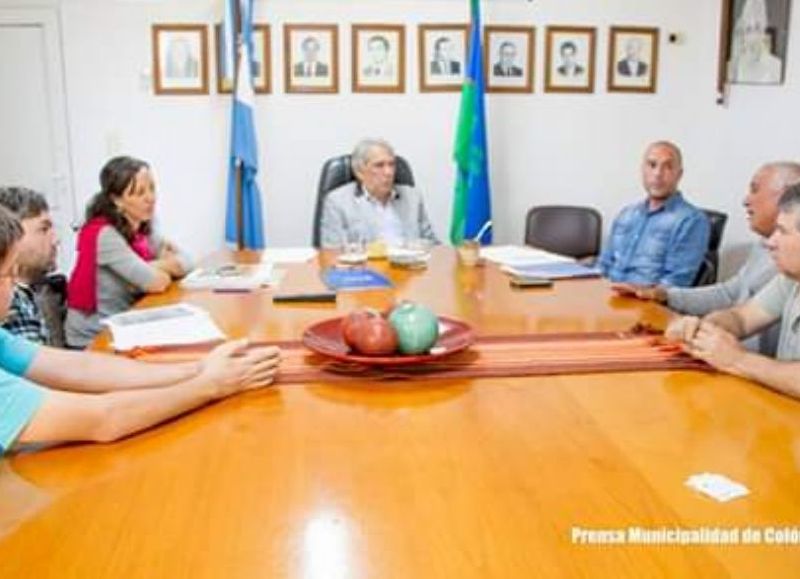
[{"xmin": 224, "ymin": 0, "xmax": 265, "ymax": 248}]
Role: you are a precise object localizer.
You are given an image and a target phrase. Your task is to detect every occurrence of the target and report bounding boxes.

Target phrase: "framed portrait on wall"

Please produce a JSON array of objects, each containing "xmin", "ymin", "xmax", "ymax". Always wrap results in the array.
[
  {"xmin": 418, "ymin": 24, "xmax": 468, "ymax": 92},
  {"xmin": 723, "ymin": 0, "xmax": 791, "ymax": 85},
  {"xmin": 484, "ymin": 26, "xmax": 535, "ymax": 93},
  {"xmin": 607, "ymin": 26, "xmax": 659, "ymax": 93},
  {"xmin": 152, "ymin": 24, "xmax": 209, "ymax": 95},
  {"xmin": 284, "ymin": 24, "xmax": 339, "ymax": 94},
  {"xmin": 352, "ymin": 24, "xmax": 406, "ymax": 93},
  {"xmin": 215, "ymin": 23, "xmax": 271, "ymax": 94},
  {"xmin": 544, "ymin": 26, "xmax": 596, "ymax": 93}
]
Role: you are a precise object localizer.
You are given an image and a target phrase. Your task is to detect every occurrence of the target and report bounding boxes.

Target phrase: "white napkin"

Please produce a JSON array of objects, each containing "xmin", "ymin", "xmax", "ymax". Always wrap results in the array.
[{"xmin": 685, "ymin": 472, "xmax": 750, "ymax": 503}]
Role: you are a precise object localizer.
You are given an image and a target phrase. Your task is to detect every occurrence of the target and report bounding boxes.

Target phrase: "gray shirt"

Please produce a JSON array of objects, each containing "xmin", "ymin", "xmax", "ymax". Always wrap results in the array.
[
  {"xmin": 753, "ymin": 274, "xmax": 800, "ymax": 361},
  {"xmin": 666, "ymin": 241, "xmax": 779, "ymax": 354},
  {"xmin": 320, "ymin": 182, "xmax": 439, "ymax": 249},
  {"xmin": 64, "ymin": 227, "xmax": 192, "ymax": 348}
]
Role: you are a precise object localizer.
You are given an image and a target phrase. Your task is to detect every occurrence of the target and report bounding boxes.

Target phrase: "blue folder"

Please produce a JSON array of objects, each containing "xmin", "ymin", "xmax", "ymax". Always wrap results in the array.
[{"xmin": 322, "ymin": 267, "xmax": 393, "ymax": 291}]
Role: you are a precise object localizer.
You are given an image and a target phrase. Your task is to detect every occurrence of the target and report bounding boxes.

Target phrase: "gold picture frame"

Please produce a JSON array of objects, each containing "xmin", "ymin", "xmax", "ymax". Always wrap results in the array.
[
  {"xmin": 418, "ymin": 23, "xmax": 468, "ymax": 93},
  {"xmin": 352, "ymin": 24, "xmax": 406, "ymax": 94},
  {"xmin": 284, "ymin": 24, "xmax": 339, "ymax": 94},
  {"xmin": 607, "ymin": 26, "xmax": 659, "ymax": 93},
  {"xmin": 544, "ymin": 26, "xmax": 596, "ymax": 94},
  {"xmin": 152, "ymin": 24, "xmax": 209, "ymax": 95},
  {"xmin": 215, "ymin": 23, "xmax": 271, "ymax": 94},
  {"xmin": 484, "ymin": 25, "xmax": 535, "ymax": 94}
]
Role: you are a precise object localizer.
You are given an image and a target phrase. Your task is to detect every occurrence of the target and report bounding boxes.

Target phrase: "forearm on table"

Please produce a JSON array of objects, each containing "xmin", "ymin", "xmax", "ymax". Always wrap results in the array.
[
  {"xmin": 726, "ymin": 352, "xmax": 800, "ymax": 400},
  {"xmin": 18, "ymin": 377, "xmax": 219, "ymax": 445},
  {"xmin": 26, "ymin": 347, "xmax": 201, "ymax": 393}
]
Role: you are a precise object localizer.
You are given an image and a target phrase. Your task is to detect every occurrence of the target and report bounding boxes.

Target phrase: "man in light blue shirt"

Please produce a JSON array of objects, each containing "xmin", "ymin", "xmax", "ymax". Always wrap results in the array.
[{"xmin": 598, "ymin": 141, "xmax": 710, "ymax": 287}]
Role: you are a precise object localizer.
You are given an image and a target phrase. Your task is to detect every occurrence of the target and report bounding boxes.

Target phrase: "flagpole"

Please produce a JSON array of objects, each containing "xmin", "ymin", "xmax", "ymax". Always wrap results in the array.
[{"xmin": 233, "ymin": 0, "xmax": 244, "ymax": 250}]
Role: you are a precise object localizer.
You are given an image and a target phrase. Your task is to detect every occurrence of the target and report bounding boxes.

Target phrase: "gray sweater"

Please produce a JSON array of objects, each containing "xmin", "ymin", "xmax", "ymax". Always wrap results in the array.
[
  {"xmin": 320, "ymin": 182, "xmax": 439, "ymax": 249},
  {"xmin": 666, "ymin": 241, "xmax": 778, "ymax": 354},
  {"xmin": 65, "ymin": 227, "xmax": 192, "ymax": 348}
]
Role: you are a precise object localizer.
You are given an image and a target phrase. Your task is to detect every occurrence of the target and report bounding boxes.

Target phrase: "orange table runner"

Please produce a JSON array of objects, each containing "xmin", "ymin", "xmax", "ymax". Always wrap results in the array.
[{"xmin": 129, "ymin": 328, "xmax": 709, "ymax": 383}]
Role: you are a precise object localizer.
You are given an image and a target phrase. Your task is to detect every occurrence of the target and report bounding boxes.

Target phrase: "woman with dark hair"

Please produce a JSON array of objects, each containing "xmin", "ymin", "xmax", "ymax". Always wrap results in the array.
[{"xmin": 65, "ymin": 156, "xmax": 192, "ymax": 348}]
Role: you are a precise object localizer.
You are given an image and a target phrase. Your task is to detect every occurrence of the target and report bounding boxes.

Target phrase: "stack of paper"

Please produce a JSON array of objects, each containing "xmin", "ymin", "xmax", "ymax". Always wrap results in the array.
[
  {"xmin": 502, "ymin": 262, "xmax": 602, "ymax": 280},
  {"xmin": 181, "ymin": 262, "xmax": 275, "ymax": 290},
  {"xmin": 103, "ymin": 304, "xmax": 225, "ymax": 351},
  {"xmin": 259, "ymin": 247, "xmax": 317, "ymax": 264},
  {"xmin": 480, "ymin": 245, "xmax": 575, "ymax": 268}
]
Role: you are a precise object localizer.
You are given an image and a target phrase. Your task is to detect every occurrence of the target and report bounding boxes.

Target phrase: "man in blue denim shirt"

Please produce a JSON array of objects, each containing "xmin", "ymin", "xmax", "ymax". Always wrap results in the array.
[{"xmin": 598, "ymin": 141, "xmax": 710, "ymax": 287}]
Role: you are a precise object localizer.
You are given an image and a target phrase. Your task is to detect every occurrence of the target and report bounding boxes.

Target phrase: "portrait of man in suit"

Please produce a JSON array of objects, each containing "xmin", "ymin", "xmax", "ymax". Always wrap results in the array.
[
  {"xmin": 556, "ymin": 41, "xmax": 585, "ymax": 77},
  {"xmin": 492, "ymin": 41, "xmax": 523, "ymax": 77},
  {"xmin": 617, "ymin": 37, "xmax": 648, "ymax": 77},
  {"xmin": 430, "ymin": 36, "xmax": 461, "ymax": 76},
  {"xmin": 294, "ymin": 36, "xmax": 329, "ymax": 78},
  {"xmin": 362, "ymin": 35, "xmax": 394, "ymax": 78}
]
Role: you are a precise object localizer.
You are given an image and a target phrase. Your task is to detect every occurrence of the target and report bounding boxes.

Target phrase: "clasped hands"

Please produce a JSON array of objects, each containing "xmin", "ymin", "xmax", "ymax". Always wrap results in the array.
[{"xmin": 665, "ymin": 316, "xmax": 743, "ymax": 372}]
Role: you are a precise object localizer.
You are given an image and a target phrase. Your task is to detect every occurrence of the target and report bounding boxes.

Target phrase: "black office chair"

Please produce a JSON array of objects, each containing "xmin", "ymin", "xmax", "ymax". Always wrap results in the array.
[
  {"xmin": 32, "ymin": 273, "xmax": 67, "ymax": 347},
  {"xmin": 693, "ymin": 209, "xmax": 728, "ymax": 286},
  {"xmin": 311, "ymin": 154, "xmax": 415, "ymax": 248},
  {"xmin": 524, "ymin": 205, "xmax": 603, "ymax": 260}
]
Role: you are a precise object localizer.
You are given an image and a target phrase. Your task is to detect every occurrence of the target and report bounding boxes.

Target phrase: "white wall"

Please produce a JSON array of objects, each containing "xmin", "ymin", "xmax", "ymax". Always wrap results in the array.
[{"xmin": 11, "ymin": 0, "xmax": 800, "ymax": 275}]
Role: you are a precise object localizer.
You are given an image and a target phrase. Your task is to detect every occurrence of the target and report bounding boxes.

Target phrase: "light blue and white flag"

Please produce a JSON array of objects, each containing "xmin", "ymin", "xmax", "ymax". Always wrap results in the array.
[
  {"xmin": 224, "ymin": 0, "xmax": 265, "ymax": 248},
  {"xmin": 219, "ymin": 0, "xmax": 237, "ymax": 88}
]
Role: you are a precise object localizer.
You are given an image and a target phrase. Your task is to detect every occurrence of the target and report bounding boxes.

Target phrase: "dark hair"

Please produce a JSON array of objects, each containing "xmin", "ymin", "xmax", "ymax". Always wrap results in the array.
[
  {"xmin": 560, "ymin": 41, "xmax": 577, "ymax": 54},
  {"xmin": 778, "ymin": 182, "xmax": 800, "ymax": 230},
  {"xmin": 0, "ymin": 205, "xmax": 23, "ymax": 265},
  {"xmin": 368, "ymin": 35, "xmax": 390, "ymax": 51},
  {"xmin": 0, "ymin": 187, "xmax": 49, "ymax": 220},
  {"xmin": 499, "ymin": 41, "xmax": 516, "ymax": 55},
  {"xmin": 301, "ymin": 36, "xmax": 320, "ymax": 51},
  {"xmin": 434, "ymin": 37, "xmax": 451, "ymax": 52},
  {"xmin": 85, "ymin": 156, "xmax": 151, "ymax": 241}
]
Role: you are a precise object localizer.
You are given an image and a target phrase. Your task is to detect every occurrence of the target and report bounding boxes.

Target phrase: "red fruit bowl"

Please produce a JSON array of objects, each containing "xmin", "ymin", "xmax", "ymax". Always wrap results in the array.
[{"xmin": 302, "ymin": 316, "xmax": 475, "ymax": 366}]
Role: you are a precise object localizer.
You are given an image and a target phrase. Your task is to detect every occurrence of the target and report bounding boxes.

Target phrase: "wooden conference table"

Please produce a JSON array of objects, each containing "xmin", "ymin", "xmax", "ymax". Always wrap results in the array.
[{"xmin": 1, "ymin": 247, "xmax": 800, "ymax": 578}]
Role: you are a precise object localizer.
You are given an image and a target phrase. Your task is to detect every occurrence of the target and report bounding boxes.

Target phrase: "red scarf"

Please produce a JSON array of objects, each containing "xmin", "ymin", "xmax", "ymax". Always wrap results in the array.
[{"xmin": 67, "ymin": 217, "xmax": 154, "ymax": 313}]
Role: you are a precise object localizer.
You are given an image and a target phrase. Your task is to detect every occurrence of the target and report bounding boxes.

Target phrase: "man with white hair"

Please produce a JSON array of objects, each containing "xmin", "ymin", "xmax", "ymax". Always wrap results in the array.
[
  {"xmin": 319, "ymin": 138, "xmax": 438, "ymax": 249},
  {"xmin": 666, "ymin": 184, "xmax": 800, "ymax": 399}
]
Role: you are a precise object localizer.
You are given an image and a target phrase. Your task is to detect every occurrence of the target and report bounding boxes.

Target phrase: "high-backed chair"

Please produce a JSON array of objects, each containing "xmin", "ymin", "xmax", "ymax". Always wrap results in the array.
[
  {"xmin": 694, "ymin": 209, "xmax": 728, "ymax": 286},
  {"xmin": 524, "ymin": 205, "xmax": 603, "ymax": 260},
  {"xmin": 312, "ymin": 154, "xmax": 415, "ymax": 248}
]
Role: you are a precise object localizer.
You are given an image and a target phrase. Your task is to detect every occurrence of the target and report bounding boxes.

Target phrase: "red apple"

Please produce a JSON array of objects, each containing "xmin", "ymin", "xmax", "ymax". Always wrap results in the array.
[
  {"xmin": 341, "ymin": 308, "xmax": 398, "ymax": 355},
  {"xmin": 341, "ymin": 309, "xmax": 373, "ymax": 349}
]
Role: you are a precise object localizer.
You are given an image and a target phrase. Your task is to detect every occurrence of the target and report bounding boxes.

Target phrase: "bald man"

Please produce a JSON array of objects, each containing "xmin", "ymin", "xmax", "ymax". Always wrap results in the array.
[{"xmin": 598, "ymin": 141, "xmax": 710, "ymax": 287}]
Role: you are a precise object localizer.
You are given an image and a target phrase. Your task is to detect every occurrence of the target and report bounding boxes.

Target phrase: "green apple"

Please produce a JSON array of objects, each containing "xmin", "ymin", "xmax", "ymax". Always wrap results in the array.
[{"xmin": 388, "ymin": 301, "xmax": 439, "ymax": 355}]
